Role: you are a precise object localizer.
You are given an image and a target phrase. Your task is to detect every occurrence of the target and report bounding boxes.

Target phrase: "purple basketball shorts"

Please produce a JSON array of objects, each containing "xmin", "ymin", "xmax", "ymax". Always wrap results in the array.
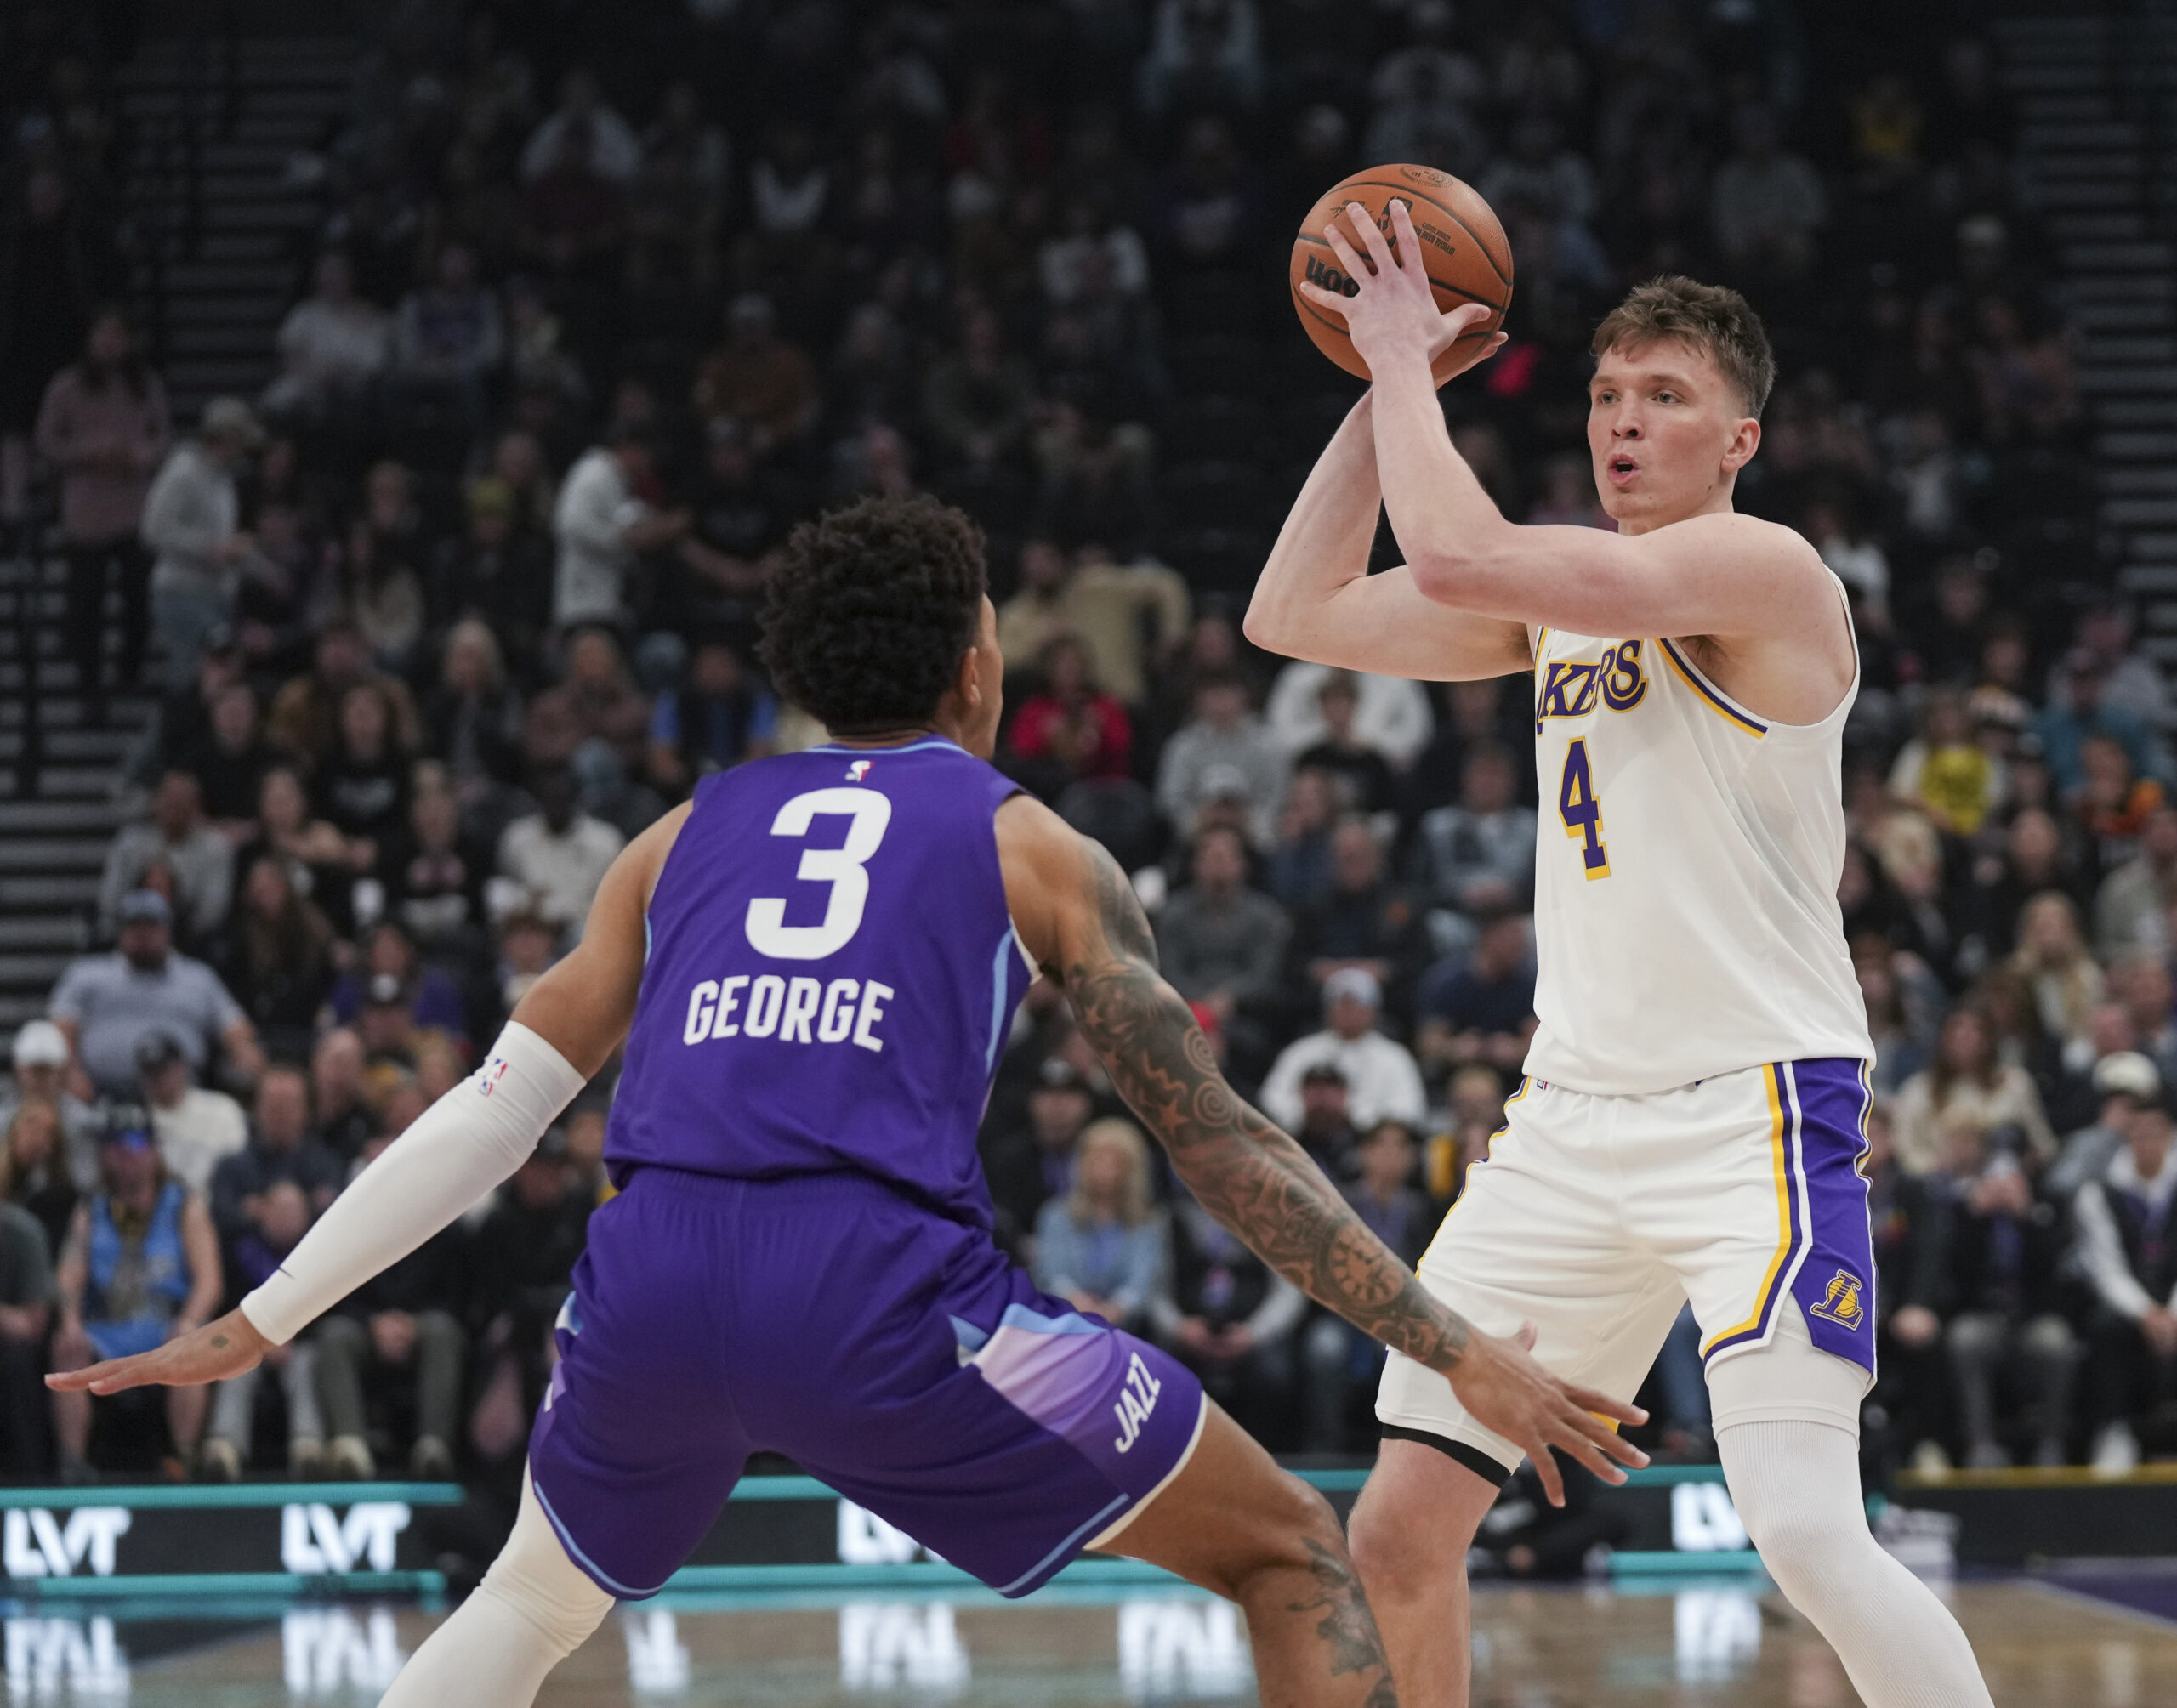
[{"xmin": 526, "ymin": 1166, "xmax": 1205, "ymax": 1599}]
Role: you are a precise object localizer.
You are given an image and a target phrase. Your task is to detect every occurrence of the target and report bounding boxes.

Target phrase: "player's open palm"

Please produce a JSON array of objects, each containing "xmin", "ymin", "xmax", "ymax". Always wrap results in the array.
[
  {"xmin": 1448, "ymin": 1323, "xmax": 1648, "ymax": 1506},
  {"xmin": 1299, "ymin": 198, "xmax": 1506, "ymax": 383},
  {"xmin": 45, "ymin": 1307, "xmax": 270, "ymax": 1397}
]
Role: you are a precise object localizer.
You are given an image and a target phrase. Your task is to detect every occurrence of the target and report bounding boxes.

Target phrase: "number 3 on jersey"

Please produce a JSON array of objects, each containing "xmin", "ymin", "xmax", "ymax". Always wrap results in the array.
[{"xmin": 1558, "ymin": 740, "xmax": 1610, "ymax": 880}]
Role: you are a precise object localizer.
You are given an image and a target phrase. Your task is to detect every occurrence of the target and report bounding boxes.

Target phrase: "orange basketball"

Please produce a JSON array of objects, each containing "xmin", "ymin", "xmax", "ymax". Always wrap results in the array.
[{"xmin": 1289, "ymin": 164, "xmax": 1514, "ymax": 384}]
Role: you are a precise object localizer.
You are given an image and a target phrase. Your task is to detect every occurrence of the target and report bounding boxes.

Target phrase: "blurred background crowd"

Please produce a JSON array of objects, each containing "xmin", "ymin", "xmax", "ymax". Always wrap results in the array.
[{"xmin": 0, "ymin": 0, "xmax": 2170, "ymax": 1535}]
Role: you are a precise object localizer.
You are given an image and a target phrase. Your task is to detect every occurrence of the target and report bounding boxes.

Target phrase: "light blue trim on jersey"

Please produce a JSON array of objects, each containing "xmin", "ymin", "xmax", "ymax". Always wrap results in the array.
[
  {"xmin": 984, "ymin": 928, "xmax": 1015, "ymax": 1076},
  {"xmin": 996, "ymin": 1491, "xmax": 1128, "ymax": 1596},
  {"xmin": 532, "ymin": 1475, "xmax": 659, "ymax": 1599},
  {"xmin": 997, "ymin": 1302, "xmax": 1103, "ymax": 1337},
  {"xmin": 804, "ymin": 739, "xmax": 963, "ymax": 758},
  {"xmin": 949, "ymin": 1314, "xmax": 990, "ymax": 1353}
]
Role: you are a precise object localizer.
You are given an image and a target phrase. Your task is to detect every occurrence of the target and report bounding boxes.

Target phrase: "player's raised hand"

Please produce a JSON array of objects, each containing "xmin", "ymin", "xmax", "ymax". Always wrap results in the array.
[
  {"xmin": 45, "ymin": 1307, "xmax": 270, "ymax": 1396},
  {"xmin": 1448, "ymin": 1322, "xmax": 1649, "ymax": 1507},
  {"xmin": 1299, "ymin": 198, "xmax": 1506, "ymax": 383}
]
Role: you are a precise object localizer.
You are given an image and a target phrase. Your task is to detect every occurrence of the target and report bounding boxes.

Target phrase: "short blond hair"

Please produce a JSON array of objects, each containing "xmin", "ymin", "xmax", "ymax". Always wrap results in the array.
[
  {"xmin": 1591, "ymin": 275, "xmax": 1776, "ymax": 418},
  {"xmin": 1068, "ymin": 1119, "xmax": 1154, "ymax": 1229}
]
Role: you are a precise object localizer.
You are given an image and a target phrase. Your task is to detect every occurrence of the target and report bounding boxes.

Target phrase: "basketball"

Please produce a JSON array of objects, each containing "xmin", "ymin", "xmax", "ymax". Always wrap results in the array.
[{"xmin": 1289, "ymin": 164, "xmax": 1514, "ymax": 384}]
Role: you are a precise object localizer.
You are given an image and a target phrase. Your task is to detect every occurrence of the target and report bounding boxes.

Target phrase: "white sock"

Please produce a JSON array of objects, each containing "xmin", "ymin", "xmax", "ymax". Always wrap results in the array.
[
  {"xmin": 1717, "ymin": 1418, "xmax": 1992, "ymax": 1708},
  {"xmin": 379, "ymin": 1470, "xmax": 615, "ymax": 1708}
]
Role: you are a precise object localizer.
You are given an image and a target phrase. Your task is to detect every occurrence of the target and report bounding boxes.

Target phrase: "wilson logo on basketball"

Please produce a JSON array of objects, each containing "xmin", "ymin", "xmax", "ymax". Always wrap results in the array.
[
  {"xmin": 1397, "ymin": 165, "xmax": 1447, "ymax": 186},
  {"xmin": 1303, "ymin": 254, "xmax": 1358, "ymax": 298}
]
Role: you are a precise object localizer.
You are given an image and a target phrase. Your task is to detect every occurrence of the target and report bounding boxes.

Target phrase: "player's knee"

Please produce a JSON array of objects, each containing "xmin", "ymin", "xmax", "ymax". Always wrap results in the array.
[
  {"xmin": 1214, "ymin": 1474, "xmax": 1345, "ymax": 1601},
  {"xmin": 482, "ymin": 1515, "xmax": 615, "ymax": 1659},
  {"xmin": 1349, "ymin": 1485, "xmax": 1457, "ymax": 1603}
]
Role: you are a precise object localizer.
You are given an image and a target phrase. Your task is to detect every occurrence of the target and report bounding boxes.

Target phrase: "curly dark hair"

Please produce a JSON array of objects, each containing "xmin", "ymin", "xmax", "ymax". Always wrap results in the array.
[{"xmin": 759, "ymin": 492, "xmax": 988, "ymax": 732}]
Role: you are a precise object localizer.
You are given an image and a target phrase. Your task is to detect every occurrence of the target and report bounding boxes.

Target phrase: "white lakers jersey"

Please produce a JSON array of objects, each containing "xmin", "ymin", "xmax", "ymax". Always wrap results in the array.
[{"xmin": 1520, "ymin": 610, "xmax": 1873, "ymax": 1096}]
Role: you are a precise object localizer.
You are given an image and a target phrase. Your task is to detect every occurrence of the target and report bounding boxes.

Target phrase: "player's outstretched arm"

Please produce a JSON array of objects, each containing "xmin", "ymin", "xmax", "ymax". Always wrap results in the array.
[
  {"xmin": 998, "ymin": 796, "xmax": 1646, "ymax": 1500},
  {"xmin": 47, "ymin": 804, "xmax": 694, "ymax": 1401},
  {"xmin": 1244, "ymin": 386, "xmax": 1529, "ymax": 683}
]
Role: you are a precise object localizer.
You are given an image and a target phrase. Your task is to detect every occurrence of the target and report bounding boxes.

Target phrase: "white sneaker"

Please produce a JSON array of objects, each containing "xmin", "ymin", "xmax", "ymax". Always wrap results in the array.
[
  {"xmin": 2093, "ymin": 1422, "xmax": 2140, "ymax": 1476},
  {"xmin": 197, "ymin": 1438, "xmax": 242, "ymax": 1483},
  {"xmin": 1910, "ymin": 1439, "xmax": 1952, "ymax": 1477},
  {"xmin": 325, "ymin": 1434, "xmax": 376, "ymax": 1480}
]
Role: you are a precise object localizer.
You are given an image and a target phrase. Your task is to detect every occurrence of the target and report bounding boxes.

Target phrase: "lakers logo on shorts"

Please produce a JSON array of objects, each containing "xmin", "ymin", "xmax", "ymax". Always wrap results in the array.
[{"xmin": 1807, "ymin": 1268, "xmax": 1867, "ymax": 1331}]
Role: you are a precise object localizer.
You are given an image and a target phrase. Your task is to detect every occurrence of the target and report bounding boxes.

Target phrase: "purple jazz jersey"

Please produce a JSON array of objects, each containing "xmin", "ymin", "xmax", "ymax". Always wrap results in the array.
[{"xmin": 530, "ymin": 739, "xmax": 1206, "ymax": 1599}]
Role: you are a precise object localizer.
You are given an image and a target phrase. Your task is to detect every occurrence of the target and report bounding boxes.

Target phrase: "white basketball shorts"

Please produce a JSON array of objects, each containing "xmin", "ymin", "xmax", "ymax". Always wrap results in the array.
[{"xmin": 1378, "ymin": 1058, "xmax": 1879, "ymax": 1482}]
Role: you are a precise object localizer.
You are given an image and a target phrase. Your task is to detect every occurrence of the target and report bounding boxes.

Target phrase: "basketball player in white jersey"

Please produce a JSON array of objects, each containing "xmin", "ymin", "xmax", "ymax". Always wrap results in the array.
[{"xmin": 1250, "ymin": 201, "xmax": 1993, "ymax": 1708}]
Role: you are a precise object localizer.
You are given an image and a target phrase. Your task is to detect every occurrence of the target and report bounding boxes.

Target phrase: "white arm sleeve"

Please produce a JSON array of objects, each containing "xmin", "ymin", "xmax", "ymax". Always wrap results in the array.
[{"xmin": 240, "ymin": 1024, "xmax": 588, "ymax": 1345}]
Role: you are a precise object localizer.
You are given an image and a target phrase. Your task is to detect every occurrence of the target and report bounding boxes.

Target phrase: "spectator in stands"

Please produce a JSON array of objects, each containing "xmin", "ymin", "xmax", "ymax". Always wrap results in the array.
[
  {"xmin": 397, "ymin": 782, "xmax": 486, "ymax": 956},
  {"xmin": 200, "ymin": 1177, "xmax": 321, "ymax": 1479},
  {"xmin": 51, "ymin": 1115, "xmax": 221, "ymax": 1480},
  {"xmin": 1856, "ymin": 936, "xmax": 1937, "ymax": 1097},
  {"xmin": 1287, "ymin": 1063, "xmax": 1362, "ymax": 1182},
  {"xmin": 1293, "ymin": 672, "xmax": 1398, "ymax": 818},
  {"xmin": 2052, "ymin": 597, "xmax": 2170, "ymax": 735},
  {"xmin": 922, "ymin": 305, "xmax": 1035, "ymax": 473},
  {"xmin": 313, "ymin": 684, "xmax": 413, "ymax": 892},
  {"xmin": 35, "ymin": 305, "xmax": 169, "ymax": 707},
  {"xmin": 140, "ymin": 396, "xmax": 262, "ymax": 693},
  {"xmin": 327, "ymin": 514, "xmax": 427, "ymax": 678},
  {"xmin": 520, "ymin": 70, "xmax": 641, "ymax": 184},
  {"xmin": 1008, "ymin": 634, "xmax": 1133, "ymax": 791},
  {"xmin": 135, "ymin": 1030, "xmax": 247, "ymax": 1196},
  {"xmin": 442, "ymin": 479, "xmax": 554, "ymax": 671},
  {"xmin": 981, "ymin": 1058, "xmax": 1098, "ymax": 1248},
  {"xmin": 2036, "ymin": 650, "xmax": 2167, "ymax": 800},
  {"xmin": 1893, "ymin": 1004, "xmax": 2056, "ymax": 1177},
  {"xmin": 1890, "ymin": 689, "xmax": 1998, "ymax": 837},
  {"xmin": 0, "ymin": 1097, "xmax": 80, "ymax": 1257},
  {"xmin": 2076, "ymin": 1085, "xmax": 2177, "ymax": 1472},
  {"xmin": 1156, "ymin": 673, "xmax": 1286, "ymax": 848},
  {"xmin": 997, "ymin": 539, "xmax": 1191, "ymax": 712},
  {"xmin": 99, "ymin": 769, "xmax": 234, "ymax": 950},
  {"xmin": 2052, "ymin": 1050, "xmax": 2159, "ymax": 1203},
  {"xmin": 391, "ymin": 241, "xmax": 504, "ymax": 419},
  {"xmin": 1414, "ymin": 911, "xmax": 1538, "ymax": 1082},
  {"xmin": 423, "ymin": 618, "xmax": 526, "ymax": 807},
  {"xmin": 1710, "ymin": 105, "xmax": 1827, "ymax": 280},
  {"xmin": 466, "ymin": 1126, "xmax": 592, "ymax": 1475},
  {"xmin": 691, "ymin": 293, "xmax": 821, "ymax": 445},
  {"xmin": 312, "ymin": 1137, "xmax": 467, "ymax": 1481},
  {"xmin": 308, "ymin": 1027, "xmax": 375, "ymax": 1162},
  {"xmin": 263, "ymin": 253, "xmax": 391, "ymax": 426},
  {"xmin": 1266, "ymin": 662, "xmax": 1433, "ymax": 771},
  {"xmin": 266, "ymin": 619, "xmax": 423, "ymax": 773},
  {"xmin": 1151, "ymin": 1188, "xmax": 1304, "ymax": 1448},
  {"xmin": 1929, "ymin": 1123, "xmax": 2077, "ymax": 1469},
  {"xmin": 207, "ymin": 1063, "xmax": 340, "ymax": 1240},
  {"xmin": 2096, "ymin": 803, "xmax": 2177, "ymax": 961},
  {"xmin": 1156, "ymin": 825, "xmax": 1289, "ymax": 1080},
  {"xmin": 213, "ymin": 856, "xmax": 337, "ymax": 1064},
  {"xmin": 645, "ymin": 638, "xmax": 777, "ymax": 797},
  {"xmin": 2110, "ymin": 952, "xmax": 2177, "ymax": 1093},
  {"xmin": 1266, "ymin": 765, "xmax": 1338, "ymax": 908},
  {"xmin": 1289, "ymin": 819, "xmax": 1430, "ymax": 1014},
  {"xmin": 1304, "ymin": 1118, "xmax": 1432, "ymax": 1450},
  {"xmin": 2006, "ymin": 892, "xmax": 2105, "ymax": 1050},
  {"xmin": 551, "ymin": 425, "xmax": 688, "ymax": 633},
  {"xmin": 493, "ymin": 765, "xmax": 625, "ymax": 942},
  {"xmin": 1, "ymin": 1021, "xmax": 99, "ymax": 1189},
  {"xmin": 51, "ymin": 889, "xmax": 264, "ymax": 1102},
  {"xmin": 1259, "ymin": 968, "xmax": 1426, "ymax": 1135},
  {"xmin": 1031, "ymin": 1119, "xmax": 1166, "ymax": 1333},
  {"xmin": 0, "ymin": 1179, "xmax": 51, "ymax": 1477},
  {"xmin": 325, "ymin": 922, "xmax": 468, "ymax": 1043},
  {"xmin": 180, "ymin": 684, "xmax": 273, "ymax": 840},
  {"xmin": 1411, "ymin": 744, "xmax": 1537, "ymax": 916}
]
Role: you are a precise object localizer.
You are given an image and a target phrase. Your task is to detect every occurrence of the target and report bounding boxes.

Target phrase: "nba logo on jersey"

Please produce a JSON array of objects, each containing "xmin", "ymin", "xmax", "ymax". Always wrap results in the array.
[
  {"xmin": 846, "ymin": 759, "xmax": 873, "ymax": 781},
  {"xmin": 1807, "ymin": 1268, "xmax": 1867, "ymax": 1331}
]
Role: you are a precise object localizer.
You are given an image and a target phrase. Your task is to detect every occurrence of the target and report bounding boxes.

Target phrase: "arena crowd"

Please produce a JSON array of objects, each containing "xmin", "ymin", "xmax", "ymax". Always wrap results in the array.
[{"xmin": 0, "ymin": 0, "xmax": 2168, "ymax": 1532}]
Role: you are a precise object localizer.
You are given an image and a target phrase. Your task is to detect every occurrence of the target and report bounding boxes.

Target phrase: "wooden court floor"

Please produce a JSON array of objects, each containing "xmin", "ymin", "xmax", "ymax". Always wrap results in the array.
[{"xmin": 51, "ymin": 1576, "xmax": 2177, "ymax": 1704}]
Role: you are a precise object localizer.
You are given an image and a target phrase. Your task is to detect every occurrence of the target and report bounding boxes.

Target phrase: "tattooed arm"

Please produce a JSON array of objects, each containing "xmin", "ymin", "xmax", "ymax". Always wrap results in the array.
[{"xmin": 997, "ymin": 795, "xmax": 1646, "ymax": 1496}]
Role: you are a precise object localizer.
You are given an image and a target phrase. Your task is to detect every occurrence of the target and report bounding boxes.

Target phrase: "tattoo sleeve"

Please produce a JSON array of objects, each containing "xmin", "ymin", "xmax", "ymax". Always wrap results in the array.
[{"xmin": 1057, "ymin": 839, "xmax": 1473, "ymax": 1375}]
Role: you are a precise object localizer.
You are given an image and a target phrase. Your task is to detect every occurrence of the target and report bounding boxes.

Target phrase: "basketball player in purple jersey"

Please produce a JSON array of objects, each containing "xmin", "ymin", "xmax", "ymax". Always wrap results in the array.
[{"xmin": 54, "ymin": 495, "xmax": 1641, "ymax": 1707}]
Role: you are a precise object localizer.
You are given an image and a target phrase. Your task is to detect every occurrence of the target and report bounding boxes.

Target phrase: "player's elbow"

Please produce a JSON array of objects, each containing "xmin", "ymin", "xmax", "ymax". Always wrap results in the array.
[{"xmin": 1240, "ymin": 588, "xmax": 1285, "ymax": 653}]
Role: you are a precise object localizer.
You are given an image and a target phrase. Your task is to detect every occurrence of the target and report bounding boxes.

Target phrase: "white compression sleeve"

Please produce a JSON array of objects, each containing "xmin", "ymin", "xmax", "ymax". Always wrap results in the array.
[
  {"xmin": 241, "ymin": 1024, "xmax": 588, "ymax": 1346},
  {"xmin": 1718, "ymin": 1419, "xmax": 1993, "ymax": 1708}
]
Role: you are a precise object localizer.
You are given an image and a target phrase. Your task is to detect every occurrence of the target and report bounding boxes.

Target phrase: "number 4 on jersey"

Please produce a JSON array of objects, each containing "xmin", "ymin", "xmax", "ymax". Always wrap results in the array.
[{"xmin": 1558, "ymin": 740, "xmax": 1610, "ymax": 880}]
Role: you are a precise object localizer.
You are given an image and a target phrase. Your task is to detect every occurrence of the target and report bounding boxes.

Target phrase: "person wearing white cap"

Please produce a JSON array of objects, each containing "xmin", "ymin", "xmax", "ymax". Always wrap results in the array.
[
  {"xmin": 1257, "ymin": 967, "xmax": 1426, "ymax": 1137},
  {"xmin": 0, "ymin": 1021, "xmax": 103, "ymax": 1190},
  {"xmin": 2048, "ymin": 1049, "xmax": 2162, "ymax": 1203}
]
